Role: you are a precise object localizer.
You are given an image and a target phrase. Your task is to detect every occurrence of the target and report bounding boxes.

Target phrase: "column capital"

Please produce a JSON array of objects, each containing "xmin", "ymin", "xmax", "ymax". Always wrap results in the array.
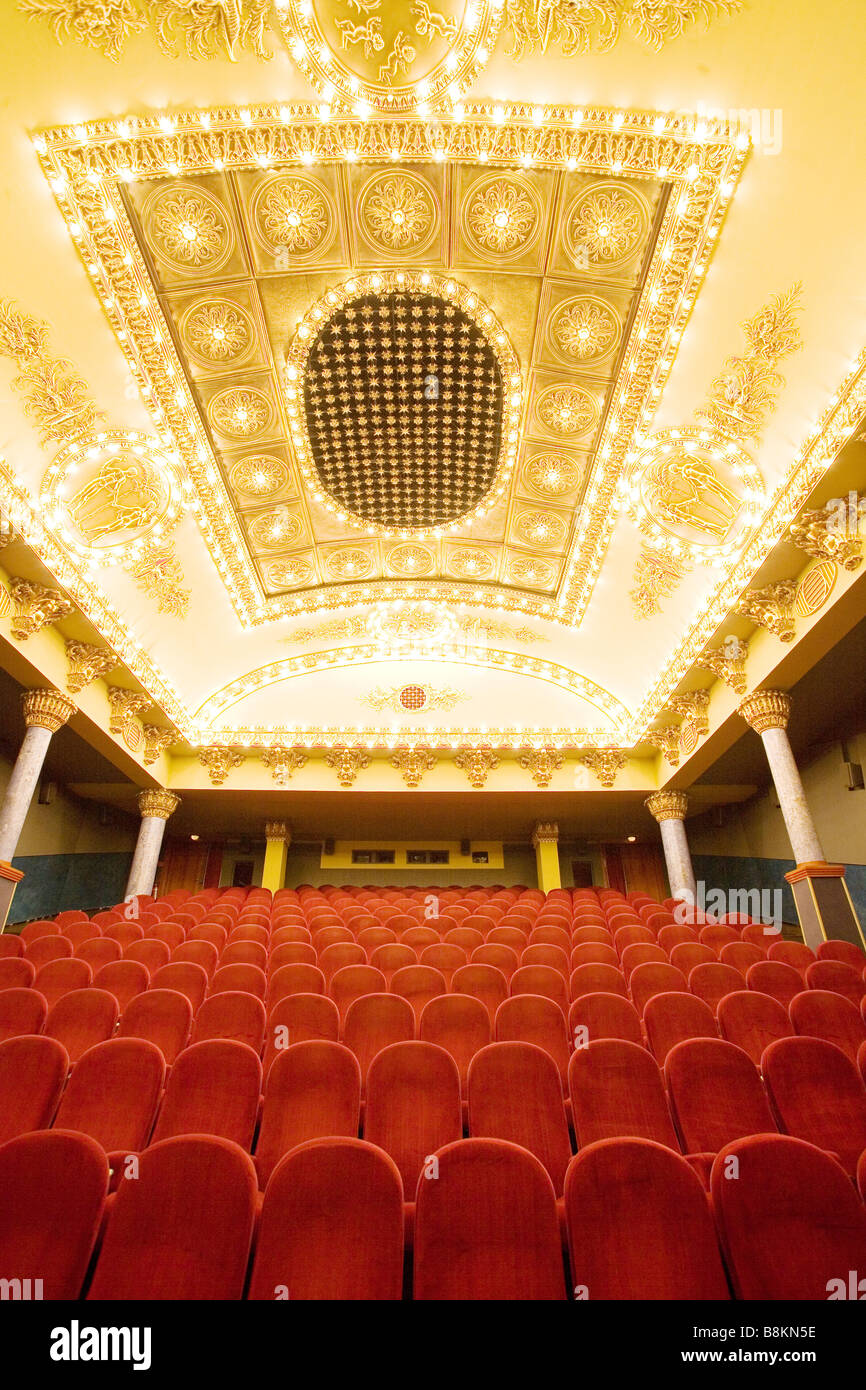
[
  {"xmin": 531, "ymin": 821, "xmax": 559, "ymax": 847},
  {"xmin": 22, "ymin": 687, "xmax": 76, "ymax": 733},
  {"xmin": 645, "ymin": 790, "xmax": 689, "ymax": 822},
  {"xmin": 738, "ymin": 688, "xmax": 791, "ymax": 733},
  {"xmin": 265, "ymin": 821, "xmax": 291, "ymax": 844},
  {"xmin": 137, "ymin": 789, "xmax": 180, "ymax": 821}
]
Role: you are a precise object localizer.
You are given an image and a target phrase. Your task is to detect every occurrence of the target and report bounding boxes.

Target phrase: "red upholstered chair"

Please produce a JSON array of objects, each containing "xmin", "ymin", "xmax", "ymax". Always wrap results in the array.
[
  {"xmin": 716, "ymin": 989, "xmax": 794, "ymax": 1067},
  {"xmin": 209, "ymin": 963, "xmax": 267, "ymax": 1001},
  {"xmin": 569, "ymin": 1039, "xmax": 679, "ymax": 1151},
  {"xmin": 261, "ymin": 995, "xmax": 340, "ymax": 1078},
  {"xmin": 0, "ymin": 1035, "xmax": 68, "ymax": 1143},
  {"xmin": 44, "ymin": 988, "xmax": 119, "ymax": 1066},
  {"xmin": 75, "ymin": 938, "xmax": 121, "ymax": 972},
  {"xmin": 452, "ymin": 964, "xmax": 508, "ymax": 1023},
  {"xmin": 720, "ymin": 941, "xmax": 764, "ymax": 975},
  {"xmin": 56, "ymin": 910, "xmax": 88, "ymax": 929},
  {"xmin": 817, "ymin": 938, "xmax": 866, "ymax": 970},
  {"xmin": 54, "ymin": 1038, "xmax": 164, "ymax": 1155},
  {"xmin": 267, "ymin": 964, "xmax": 326, "ymax": 1008},
  {"xmin": 570, "ymin": 942, "xmax": 618, "ymax": 969},
  {"xmin": 613, "ymin": 926, "xmax": 655, "ymax": 956},
  {"xmin": 171, "ymin": 940, "xmax": 219, "ymax": 979},
  {"xmin": 643, "ymin": 992, "xmax": 717, "ymax": 1064},
  {"xmin": 565, "ymin": 1138, "xmax": 731, "ymax": 1300},
  {"xmin": 87, "ymin": 1135, "xmax": 256, "ymax": 1300},
  {"xmin": 487, "ymin": 926, "xmax": 532, "ymax": 952},
  {"xmin": 319, "ymin": 943, "xmax": 367, "ymax": 982},
  {"xmin": 188, "ymin": 923, "xmax": 228, "ymax": 952},
  {"xmin": 149, "ymin": 962, "xmax": 209, "ymax": 1012},
  {"xmin": 664, "ymin": 1038, "xmax": 777, "ymax": 1161},
  {"xmin": 470, "ymin": 943, "xmax": 519, "ymax": 981},
  {"xmin": 768, "ymin": 939, "xmax": 815, "ymax": 977},
  {"xmin": 511, "ymin": 966, "xmax": 568, "ymax": 1014},
  {"xmin": 60, "ymin": 919, "xmax": 100, "ymax": 951},
  {"xmin": 390, "ymin": 966, "xmax": 447, "ymax": 1026},
  {"xmin": 0, "ymin": 986, "xmax": 46, "ymax": 1041},
  {"xmin": 688, "ymin": 962, "xmax": 745, "ymax": 1015},
  {"xmin": 629, "ymin": 962, "xmax": 688, "ymax": 1016},
  {"xmin": 102, "ymin": 921, "xmax": 145, "ymax": 950},
  {"xmin": 619, "ymin": 943, "xmax": 667, "ymax": 980},
  {"xmin": 0, "ymin": 1130, "xmax": 108, "ymax": 1299},
  {"xmin": 657, "ymin": 924, "xmax": 698, "ymax": 954},
  {"xmin": 806, "ymin": 959, "xmax": 866, "ymax": 1007},
  {"xmin": 19, "ymin": 920, "xmax": 60, "ymax": 944},
  {"xmin": 24, "ymin": 935, "xmax": 73, "ymax": 969},
  {"xmin": 268, "ymin": 942, "xmax": 317, "ymax": 971},
  {"xmin": 0, "ymin": 935, "xmax": 24, "ymax": 958},
  {"xmin": 219, "ymin": 940, "xmax": 268, "ymax": 971},
  {"xmin": 149, "ymin": 1039, "xmax": 262, "ymax": 1150},
  {"xmin": 669, "ymin": 942, "xmax": 716, "ymax": 976},
  {"xmin": 401, "ymin": 927, "xmax": 440, "ymax": 952},
  {"xmin": 789, "ymin": 989, "xmax": 866, "ymax": 1064},
  {"xmin": 229, "ymin": 924, "xmax": 270, "ymax": 948},
  {"xmin": 529, "ymin": 926, "xmax": 571, "ymax": 953},
  {"xmin": 0, "ymin": 957, "xmax": 36, "ymax": 991},
  {"xmin": 494, "ymin": 995, "xmax": 570, "ymax": 1088},
  {"xmin": 762, "ymin": 1036, "xmax": 866, "ymax": 1175},
  {"xmin": 414, "ymin": 1138, "xmax": 566, "ymax": 1300},
  {"xmin": 124, "ymin": 938, "xmax": 170, "ymax": 974},
  {"xmin": 192, "ymin": 991, "xmax": 266, "ymax": 1053},
  {"xmin": 93, "ymin": 960, "xmax": 150, "ymax": 1012},
  {"xmin": 254, "ymin": 1042, "xmax": 361, "ymax": 1191},
  {"xmin": 248, "ymin": 1138, "xmax": 404, "ymax": 1301},
  {"xmin": 146, "ymin": 922, "xmax": 186, "ymax": 951},
  {"xmin": 270, "ymin": 925, "xmax": 312, "ymax": 948},
  {"xmin": 568, "ymin": 992, "xmax": 643, "ymax": 1048},
  {"xmin": 443, "ymin": 927, "xmax": 485, "ymax": 954},
  {"xmin": 357, "ymin": 926, "xmax": 398, "ymax": 956},
  {"xmin": 746, "ymin": 960, "xmax": 803, "ymax": 1009},
  {"xmin": 364, "ymin": 1041, "xmax": 462, "ymax": 1196},
  {"xmin": 369, "ymin": 943, "xmax": 418, "ymax": 985},
  {"xmin": 741, "ymin": 923, "xmax": 774, "ymax": 954},
  {"xmin": 414, "ymin": 943, "xmax": 460, "ymax": 987},
  {"xmin": 521, "ymin": 944, "xmax": 570, "ymax": 977},
  {"xmin": 468, "ymin": 1042, "xmax": 572, "ymax": 1195},
  {"xmin": 419, "ymin": 995, "xmax": 491, "ymax": 1094},
  {"xmin": 699, "ymin": 924, "xmax": 740, "ymax": 954},
  {"xmin": 329, "ymin": 965, "xmax": 387, "ymax": 1022},
  {"xmin": 711, "ymin": 1133, "xmax": 866, "ymax": 1299},
  {"xmin": 569, "ymin": 963, "xmax": 628, "ymax": 1001},
  {"xmin": 343, "ymin": 993, "xmax": 415, "ymax": 1089},
  {"xmin": 572, "ymin": 926, "xmax": 612, "ymax": 947},
  {"xmin": 117, "ymin": 988, "xmax": 192, "ymax": 1065}
]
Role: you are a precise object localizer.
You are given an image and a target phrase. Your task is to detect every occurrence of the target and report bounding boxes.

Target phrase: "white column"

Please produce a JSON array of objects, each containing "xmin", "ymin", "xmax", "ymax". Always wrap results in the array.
[
  {"xmin": 125, "ymin": 790, "xmax": 180, "ymax": 899},
  {"xmin": 0, "ymin": 690, "xmax": 76, "ymax": 863},
  {"xmin": 738, "ymin": 691, "xmax": 824, "ymax": 865},
  {"xmin": 645, "ymin": 791, "xmax": 696, "ymax": 901}
]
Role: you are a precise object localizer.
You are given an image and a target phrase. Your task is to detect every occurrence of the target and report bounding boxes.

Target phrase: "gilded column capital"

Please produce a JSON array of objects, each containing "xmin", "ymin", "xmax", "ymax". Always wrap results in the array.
[
  {"xmin": 22, "ymin": 687, "xmax": 76, "ymax": 732},
  {"xmin": 645, "ymin": 790, "xmax": 689, "ymax": 822},
  {"xmin": 738, "ymin": 689, "xmax": 791, "ymax": 733},
  {"xmin": 265, "ymin": 821, "xmax": 290, "ymax": 844},
  {"xmin": 531, "ymin": 821, "xmax": 559, "ymax": 847},
  {"xmin": 65, "ymin": 639, "xmax": 118, "ymax": 693},
  {"xmin": 137, "ymin": 789, "xmax": 180, "ymax": 820}
]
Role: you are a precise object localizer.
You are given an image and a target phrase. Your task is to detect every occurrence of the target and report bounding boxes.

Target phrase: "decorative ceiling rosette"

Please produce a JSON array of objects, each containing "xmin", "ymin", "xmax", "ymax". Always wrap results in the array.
[
  {"xmin": 250, "ymin": 173, "xmax": 335, "ymax": 261},
  {"xmin": 179, "ymin": 298, "xmax": 255, "ymax": 368},
  {"xmin": 462, "ymin": 173, "xmax": 542, "ymax": 260},
  {"xmin": 229, "ymin": 454, "xmax": 291, "ymax": 500},
  {"xmin": 141, "ymin": 181, "xmax": 233, "ymax": 276},
  {"xmin": 356, "ymin": 170, "xmax": 438, "ymax": 254},
  {"xmin": 563, "ymin": 181, "xmax": 651, "ymax": 271}
]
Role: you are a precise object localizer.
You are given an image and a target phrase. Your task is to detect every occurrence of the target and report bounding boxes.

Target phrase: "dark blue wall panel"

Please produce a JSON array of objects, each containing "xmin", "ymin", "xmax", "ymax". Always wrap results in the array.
[{"xmin": 9, "ymin": 851, "xmax": 133, "ymax": 923}]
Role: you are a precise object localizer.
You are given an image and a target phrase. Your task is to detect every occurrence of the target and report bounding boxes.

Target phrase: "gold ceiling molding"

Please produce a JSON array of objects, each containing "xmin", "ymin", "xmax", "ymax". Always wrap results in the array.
[
  {"xmin": 326, "ymin": 745, "xmax": 370, "ymax": 787},
  {"xmin": 518, "ymin": 746, "xmax": 563, "ymax": 787},
  {"xmin": 261, "ymin": 744, "xmax": 308, "ymax": 784},
  {"xmin": 504, "ymin": 0, "xmax": 743, "ymax": 59},
  {"xmin": 8, "ymin": 577, "xmax": 74, "ymax": 639},
  {"xmin": 578, "ymin": 747, "xmax": 627, "ymax": 787},
  {"xmin": 630, "ymin": 547, "xmax": 690, "ymax": 620},
  {"xmin": 65, "ymin": 638, "xmax": 118, "ymax": 692},
  {"xmin": 788, "ymin": 498, "xmax": 864, "ymax": 573},
  {"xmin": 19, "ymin": 0, "xmax": 272, "ymax": 62},
  {"xmin": 735, "ymin": 578, "xmax": 797, "ymax": 643},
  {"xmin": 142, "ymin": 723, "xmax": 176, "ymax": 764},
  {"xmin": 32, "ymin": 100, "xmax": 740, "ymax": 628},
  {"xmin": 391, "ymin": 745, "xmax": 437, "ymax": 787},
  {"xmin": 199, "ymin": 745, "xmax": 245, "ymax": 783},
  {"xmin": 284, "ymin": 613, "xmax": 548, "ymax": 646},
  {"xmin": 695, "ymin": 283, "xmax": 804, "ymax": 445},
  {"xmin": 695, "ymin": 641, "xmax": 747, "ymax": 693},
  {"xmin": 360, "ymin": 684, "xmax": 467, "ymax": 714},
  {"xmin": 455, "ymin": 745, "xmax": 499, "ymax": 788},
  {"xmin": 0, "ymin": 297, "xmax": 189, "ymax": 617}
]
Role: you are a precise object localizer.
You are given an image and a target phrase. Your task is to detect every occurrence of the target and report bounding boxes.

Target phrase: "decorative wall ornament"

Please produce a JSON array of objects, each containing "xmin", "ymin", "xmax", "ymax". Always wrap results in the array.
[
  {"xmin": 788, "ymin": 498, "xmax": 864, "ymax": 572},
  {"xmin": 261, "ymin": 744, "xmax": 308, "ymax": 785},
  {"xmin": 19, "ymin": 0, "xmax": 146, "ymax": 61},
  {"xmin": 65, "ymin": 639, "xmax": 118, "ymax": 693},
  {"xmin": 738, "ymin": 688, "xmax": 791, "ymax": 734},
  {"xmin": 358, "ymin": 171, "xmax": 437, "ymax": 252},
  {"xmin": 0, "ymin": 298, "xmax": 102, "ymax": 445},
  {"xmin": 503, "ymin": 0, "xmax": 743, "ymax": 58},
  {"xmin": 518, "ymin": 747, "xmax": 564, "ymax": 788},
  {"xmin": 447, "ymin": 549, "xmax": 495, "ymax": 580},
  {"xmin": 695, "ymin": 642, "xmax": 747, "ymax": 694},
  {"xmin": 463, "ymin": 175, "xmax": 540, "ymax": 257},
  {"xmin": 645, "ymin": 790, "xmax": 688, "ymax": 822},
  {"xmin": 122, "ymin": 540, "xmax": 190, "ymax": 618},
  {"xmin": 142, "ymin": 182, "xmax": 233, "ymax": 275},
  {"xmin": 180, "ymin": 299, "xmax": 254, "ymax": 366},
  {"xmin": 508, "ymin": 555, "xmax": 555, "ymax": 588},
  {"xmin": 229, "ymin": 455, "xmax": 290, "ymax": 500},
  {"xmin": 287, "ymin": 613, "xmax": 547, "ymax": 647},
  {"xmin": 550, "ymin": 295, "xmax": 621, "ymax": 364},
  {"xmin": 564, "ymin": 182, "xmax": 650, "ymax": 270},
  {"xmin": 8, "ymin": 578, "xmax": 73, "ymax": 640},
  {"xmin": 646, "ymin": 725, "xmax": 681, "ymax": 767},
  {"xmin": 630, "ymin": 546, "xmax": 691, "ymax": 619},
  {"xmin": 666, "ymin": 690, "xmax": 710, "ymax": 738},
  {"xmin": 141, "ymin": 724, "xmax": 176, "ymax": 765},
  {"xmin": 251, "ymin": 174, "xmax": 333, "ymax": 257},
  {"xmin": 265, "ymin": 557, "xmax": 314, "ymax": 589},
  {"xmin": 695, "ymin": 283, "xmax": 804, "ymax": 445},
  {"xmin": 323, "ymin": 548, "xmax": 375, "ymax": 581},
  {"xmin": 638, "ymin": 437, "xmax": 746, "ymax": 543},
  {"xmin": 455, "ymin": 745, "xmax": 500, "ymax": 788},
  {"xmin": 107, "ymin": 685, "xmax": 151, "ymax": 750},
  {"xmin": 360, "ymin": 684, "xmax": 466, "ymax": 714},
  {"xmin": 21, "ymin": 687, "xmax": 76, "ymax": 733},
  {"xmin": 735, "ymin": 579, "xmax": 797, "ymax": 642},
  {"xmin": 579, "ymin": 747, "xmax": 628, "ymax": 787},
  {"xmin": 387, "ymin": 544, "xmax": 436, "ymax": 577},
  {"xmin": 21, "ymin": 0, "xmax": 272, "ymax": 61},
  {"xmin": 391, "ymin": 745, "xmax": 437, "ymax": 787},
  {"xmin": 325, "ymin": 745, "xmax": 370, "ymax": 787},
  {"xmin": 794, "ymin": 561, "xmax": 837, "ymax": 618},
  {"xmin": 531, "ymin": 820, "xmax": 559, "ymax": 845},
  {"xmin": 534, "ymin": 384, "xmax": 599, "ymax": 439},
  {"xmin": 198, "ymin": 745, "xmax": 245, "ymax": 784},
  {"xmin": 265, "ymin": 821, "xmax": 290, "ymax": 843},
  {"xmin": 137, "ymin": 788, "xmax": 180, "ymax": 820}
]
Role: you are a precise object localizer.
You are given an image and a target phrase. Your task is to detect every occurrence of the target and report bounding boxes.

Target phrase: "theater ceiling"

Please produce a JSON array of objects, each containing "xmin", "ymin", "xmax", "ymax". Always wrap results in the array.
[{"xmin": 0, "ymin": 1, "xmax": 864, "ymax": 792}]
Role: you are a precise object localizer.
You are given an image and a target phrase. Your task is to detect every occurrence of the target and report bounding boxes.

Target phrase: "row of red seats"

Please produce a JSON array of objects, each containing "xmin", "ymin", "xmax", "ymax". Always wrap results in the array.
[{"xmin": 2, "ymin": 1125, "xmax": 865, "ymax": 1299}]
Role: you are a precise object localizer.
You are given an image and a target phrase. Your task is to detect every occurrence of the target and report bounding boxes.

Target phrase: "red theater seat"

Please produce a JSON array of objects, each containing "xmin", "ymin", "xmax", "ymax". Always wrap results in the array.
[
  {"xmin": 494, "ymin": 994, "xmax": 570, "ymax": 1086},
  {"xmin": 93, "ymin": 959, "xmax": 150, "ymax": 1012},
  {"xmin": 452, "ymin": 964, "xmax": 508, "ymax": 1022},
  {"xmin": 254, "ymin": 1041, "xmax": 361, "ymax": 1190},
  {"xmin": 414, "ymin": 1138, "xmax": 566, "ymax": 1300},
  {"xmin": 86, "ymin": 1135, "xmax": 256, "ymax": 1300},
  {"xmin": 711, "ymin": 1133, "xmax": 866, "ymax": 1300},
  {"xmin": 150, "ymin": 1039, "xmax": 261, "ymax": 1150},
  {"xmin": 149, "ymin": 962, "xmax": 209, "ymax": 1012},
  {"xmin": 629, "ymin": 963, "xmax": 688, "ymax": 1016},
  {"xmin": 390, "ymin": 966, "xmax": 447, "ymax": 1025},
  {"xmin": 0, "ymin": 957, "xmax": 36, "ymax": 991},
  {"xmin": 192, "ymin": 991, "xmax": 266, "ymax": 1053},
  {"xmin": 468, "ymin": 1043, "xmax": 572, "ymax": 1195},
  {"xmin": 0, "ymin": 935, "xmax": 24, "ymax": 959},
  {"xmin": 419, "ymin": 994, "xmax": 491, "ymax": 1095},
  {"xmin": 267, "ymin": 963, "xmax": 326, "ymax": 1007},
  {"xmin": 817, "ymin": 938, "xmax": 866, "ymax": 970},
  {"xmin": 762, "ymin": 1035, "xmax": 866, "ymax": 1175},
  {"xmin": 329, "ymin": 965, "xmax": 387, "ymax": 1021},
  {"xmin": 789, "ymin": 989, "xmax": 866, "ymax": 1064},
  {"xmin": 664, "ymin": 1038, "xmax": 777, "ymax": 1160},
  {"xmin": 124, "ymin": 938, "xmax": 171, "ymax": 974},
  {"xmin": 0, "ymin": 1130, "xmax": 108, "ymax": 1299},
  {"xmin": 768, "ymin": 939, "xmax": 815, "ymax": 977},
  {"xmin": 806, "ymin": 959, "xmax": 866, "ymax": 1007},
  {"xmin": 219, "ymin": 940, "xmax": 268, "ymax": 971},
  {"xmin": 364, "ymin": 1041, "xmax": 461, "ymax": 1196},
  {"xmin": 247, "ymin": 1138, "xmax": 404, "ymax": 1301},
  {"xmin": 0, "ymin": 1035, "xmax": 68, "ymax": 1143},
  {"xmin": 565, "ymin": 1138, "xmax": 730, "ymax": 1300},
  {"xmin": 569, "ymin": 1039, "xmax": 679, "ymax": 1151},
  {"xmin": 343, "ymin": 994, "xmax": 415, "ymax": 1087},
  {"xmin": 54, "ymin": 1038, "xmax": 164, "ymax": 1155},
  {"xmin": 643, "ymin": 992, "xmax": 717, "ymax": 1063},
  {"xmin": 209, "ymin": 963, "xmax": 267, "ymax": 1000},
  {"xmin": 24, "ymin": 935, "xmax": 73, "ymax": 969},
  {"xmin": 261, "ymin": 994, "xmax": 340, "ymax": 1078},
  {"xmin": 44, "ymin": 988, "xmax": 118, "ymax": 1065},
  {"xmin": 688, "ymin": 962, "xmax": 745, "ymax": 1014},
  {"xmin": 746, "ymin": 960, "xmax": 802, "ymax": 1009},
  {"xmin": 117, "ymin": 988, "xmax": 192, "ymax": 1065},
  {"xmin": 568, "ymin": 993, "xmax": 643, "ymax": 1048},
  {"xmin": 716, "ymin": 989, "xmax": 793, "ymax": 1066}
]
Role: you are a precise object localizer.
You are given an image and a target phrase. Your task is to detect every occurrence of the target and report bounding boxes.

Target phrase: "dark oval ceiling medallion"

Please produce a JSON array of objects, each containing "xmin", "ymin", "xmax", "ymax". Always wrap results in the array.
[{"xmin": 285, "ymin": 271, "xmax": 522, "ymax": 534}]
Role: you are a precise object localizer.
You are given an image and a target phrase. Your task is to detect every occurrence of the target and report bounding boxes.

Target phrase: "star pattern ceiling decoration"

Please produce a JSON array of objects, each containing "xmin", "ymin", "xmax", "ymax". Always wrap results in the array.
[{"xmin": 300, "ymin": 282, "xmax": 509, "ymax": 531}]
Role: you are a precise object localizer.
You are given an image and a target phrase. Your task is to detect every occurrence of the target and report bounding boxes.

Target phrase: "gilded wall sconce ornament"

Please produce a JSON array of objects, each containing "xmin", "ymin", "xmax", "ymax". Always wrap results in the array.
[
  {"xmin": 391, "ymin": 745, "xmax": 437, "ymax": 787},
  {"xmin": 325, "ymin": 745, "xmax": 370, "ymax": 787},
  {"xmin": 142, "ymin": 724, "xmax": 176, "ymax": 765},
  {"xmin": 646, "ymin": 725, "xmax": 681, "ymax": 767},
  {"xmin": 262, "ymin": 744, "xmax": 308, "ymax": 785},
  {"xmin": 579, "ymin": 748, "xmax": 628, "ymax": 787},
  {"xmin": 666, "ymin": 690, "xmax": 710, "ymax": 738},
  {"xmin": 695, "ymin": 642, "xmax": 748, "ymax": 694},
  {"xmin": 455, "ymin": 745, "xmax": 500, "ymax": 788},
  {"xmin": 199, "ymin": 745, "xmax": 245, "ymax": 784},
  {"xmin": 518, "ymin": 746, "xmax": 564, "ymax": 788},
  {"xmin": 788, "ymin": 497, "xmax": 864, "ymax": 572},
  {"xmin": 107, "ymin": 685, "xmax": 152, "ymax": 750}
]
